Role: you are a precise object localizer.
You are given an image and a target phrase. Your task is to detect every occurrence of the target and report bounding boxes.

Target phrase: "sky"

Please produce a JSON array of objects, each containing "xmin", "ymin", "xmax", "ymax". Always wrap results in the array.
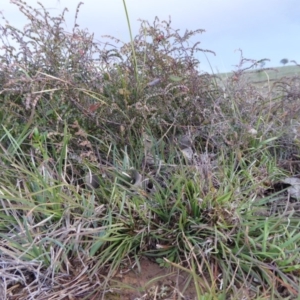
[{"xmin": 1, "ymin": 0, "xmax": 299, "ymax": 73}]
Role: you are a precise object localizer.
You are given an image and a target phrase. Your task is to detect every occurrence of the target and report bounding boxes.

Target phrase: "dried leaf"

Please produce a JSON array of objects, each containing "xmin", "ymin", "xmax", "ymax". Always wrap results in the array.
[{"xmin": 282, "ymin": 177, "xmax": 300, "ymax": 200}]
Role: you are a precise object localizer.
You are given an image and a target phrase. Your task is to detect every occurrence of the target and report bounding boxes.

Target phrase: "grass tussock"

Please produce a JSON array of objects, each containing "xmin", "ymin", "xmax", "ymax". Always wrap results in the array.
[{"xmin": 1, "ymin": 1, "xmax": 300, "ymax": 299}]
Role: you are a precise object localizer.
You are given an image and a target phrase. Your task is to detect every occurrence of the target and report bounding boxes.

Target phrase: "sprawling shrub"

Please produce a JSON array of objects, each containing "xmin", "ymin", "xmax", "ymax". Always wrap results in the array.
[{"xmin": 0, "ymin": 1, "xmax": 221, "ymax": 149}]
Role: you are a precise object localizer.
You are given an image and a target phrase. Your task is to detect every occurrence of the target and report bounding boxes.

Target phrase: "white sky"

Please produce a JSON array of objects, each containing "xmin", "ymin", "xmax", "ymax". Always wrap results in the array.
[{"xmin": 1, "ymin": 0, "xmax": 299, "ymax": 72}]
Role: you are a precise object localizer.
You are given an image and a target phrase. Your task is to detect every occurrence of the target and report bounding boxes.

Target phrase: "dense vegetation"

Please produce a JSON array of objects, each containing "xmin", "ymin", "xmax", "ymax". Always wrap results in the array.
[{"xmin": 1, "ymin": 1, "xmax": 300, "ymax": 299}]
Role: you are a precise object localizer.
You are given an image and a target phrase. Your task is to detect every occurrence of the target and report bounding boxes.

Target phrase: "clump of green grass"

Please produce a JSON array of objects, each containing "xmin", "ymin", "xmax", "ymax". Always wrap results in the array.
[{"xmin": 1, "ymin": 1, "xmax": 300, "ymax": 299}]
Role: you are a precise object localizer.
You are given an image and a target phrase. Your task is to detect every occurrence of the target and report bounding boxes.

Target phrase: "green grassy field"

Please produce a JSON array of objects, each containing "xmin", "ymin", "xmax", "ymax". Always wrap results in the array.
[
  {"xmin": 219, "ymin": 64, "xmax": 300, "ymax": 83},
  {"xmin": 251, "ymin": 65, "xmax": 300, "ymax": 82}
]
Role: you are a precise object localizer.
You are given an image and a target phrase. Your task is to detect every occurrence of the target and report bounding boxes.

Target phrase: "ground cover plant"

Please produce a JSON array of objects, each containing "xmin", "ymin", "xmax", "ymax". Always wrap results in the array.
[{"xmin": 1, "ymin": 1, "xmax": 300, "ymax": 299}]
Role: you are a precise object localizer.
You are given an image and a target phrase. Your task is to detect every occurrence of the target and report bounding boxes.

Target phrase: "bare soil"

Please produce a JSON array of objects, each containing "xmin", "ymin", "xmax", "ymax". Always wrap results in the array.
[{"xmin": 106, "ymin": 258, "xmax": 198, "ymax": 300}]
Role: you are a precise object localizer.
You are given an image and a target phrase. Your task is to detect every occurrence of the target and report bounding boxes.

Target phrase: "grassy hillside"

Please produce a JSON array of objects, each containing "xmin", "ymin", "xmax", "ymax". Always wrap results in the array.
[{"xmin": 219, "ymin": 64, "xmax": 300, "ymax": 84}]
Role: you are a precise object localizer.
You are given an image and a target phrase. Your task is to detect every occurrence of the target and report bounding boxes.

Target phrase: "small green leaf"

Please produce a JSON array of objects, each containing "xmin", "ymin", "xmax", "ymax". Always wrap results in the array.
[
  {"xmin": 169, "ymin": 75, "xmax": 183, "ymax": 82},
  {"xmin": 103, "ymin": 72, "xmax": 111, "ymax": 81}
]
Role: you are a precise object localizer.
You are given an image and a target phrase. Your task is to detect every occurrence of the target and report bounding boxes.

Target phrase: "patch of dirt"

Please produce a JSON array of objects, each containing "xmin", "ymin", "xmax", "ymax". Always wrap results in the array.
[{"xmin": 106, "ymin": 258, "xmax": 198, "ymax": 300}]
